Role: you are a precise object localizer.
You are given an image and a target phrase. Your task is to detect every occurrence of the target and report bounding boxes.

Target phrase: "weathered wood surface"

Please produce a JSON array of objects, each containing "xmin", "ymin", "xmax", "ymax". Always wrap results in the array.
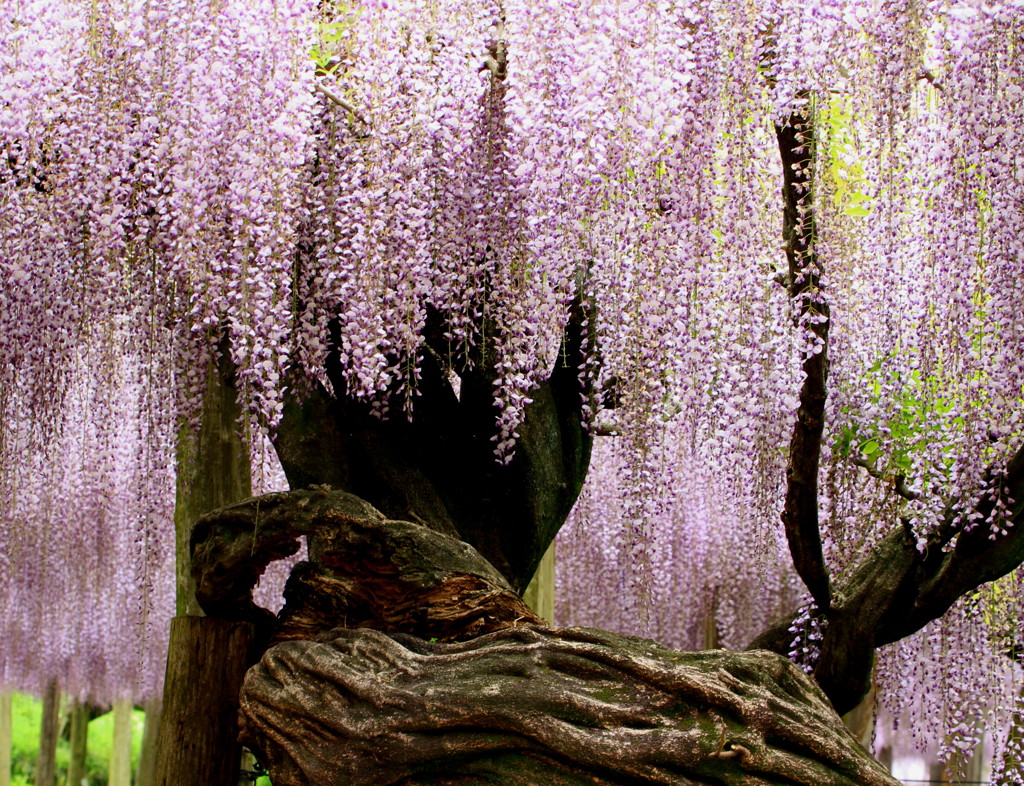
[
  {"xmin": 152, "ymin": 616, "xmax": 255, "ymax": 786},
  {"xmin": 240, "ymin": 625, "xmax": 899, "ymax": 786},
  {"xmin": 35, "ymin": 679, "xmax": 59, "ymax": 786},
  {"xmin": 272, "ymin": 297, "xmax": 596, "ymax": 593},
  {"xmin": 66, "ymin": 699, "xmax": 89, "ymax": 786},
  {"xmin": 156, "ymin": 345, "xmax": 254, "ymax": 785},
  {"xmin": 189, "ymin": 488, "xmax": 542, "ymax": 645}
]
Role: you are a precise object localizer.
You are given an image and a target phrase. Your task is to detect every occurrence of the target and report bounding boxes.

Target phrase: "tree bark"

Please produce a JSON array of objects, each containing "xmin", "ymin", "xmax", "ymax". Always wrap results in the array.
[
  {"xmin": 155, "ymin": 344, "xmax": 253, "ymax": 784},
  {"xmin": 173, "ymin": 345, "xmax": 252, "ymax": 617},
  {"xmin": 65, "ymin": 699, "xmax": 89, "ymax": 786},
  {"xmin": 153, "ymin": 617, "xmax": 256, "ymax": 786},
  {"xmin": 272, "ymin": 299, "xmax": 594, "ymax": 593},
  {"xmin": 189, "ymin": 488, "xmax": 542, "ymax": 646},
  {"xmin": 240, "ymin": 626, "xmax": 899, "ymax": 786},
  {"xmin": 776, "ymin": 108, "xmax": 831, "ymax": 614},
  {"xmin": 190, "ymin": 492, "xmax": 896, "ymax": 786},
  {"xmin": 36, "ymin": 680, "xmax": 60, "ymax": 786},
  {"xmin": 761, "ymin": 68, "xmax": 1024, "ymax": 719},
  {"xmin": 749, "ymin": 441, "xmax": 1024, "ymax": 715}
]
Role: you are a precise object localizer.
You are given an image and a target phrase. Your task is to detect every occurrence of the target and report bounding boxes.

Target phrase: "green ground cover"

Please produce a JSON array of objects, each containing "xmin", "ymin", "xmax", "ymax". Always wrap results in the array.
[{"xmin": 7, "ymin": 692, "xmax": 144, "ymax": 785}]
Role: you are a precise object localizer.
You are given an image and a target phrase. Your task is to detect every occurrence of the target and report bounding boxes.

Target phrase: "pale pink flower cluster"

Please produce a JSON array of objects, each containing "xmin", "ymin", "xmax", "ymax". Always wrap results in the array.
[{"xmin": 0, "ymin": 0, "xmax": 1021, "ymax": 764}]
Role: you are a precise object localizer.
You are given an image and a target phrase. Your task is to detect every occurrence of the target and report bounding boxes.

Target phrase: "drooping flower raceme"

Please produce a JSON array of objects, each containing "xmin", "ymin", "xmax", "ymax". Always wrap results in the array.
[{"xmin": 0, "ymin": 0, "xmax": 1021, "ymax": 767}]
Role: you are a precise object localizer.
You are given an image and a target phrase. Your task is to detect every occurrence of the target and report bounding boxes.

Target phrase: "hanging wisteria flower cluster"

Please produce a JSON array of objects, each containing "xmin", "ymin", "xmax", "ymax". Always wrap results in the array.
[{"xmin": 0, "ymin": 0, "xmax": 1022, "ymax": 769}]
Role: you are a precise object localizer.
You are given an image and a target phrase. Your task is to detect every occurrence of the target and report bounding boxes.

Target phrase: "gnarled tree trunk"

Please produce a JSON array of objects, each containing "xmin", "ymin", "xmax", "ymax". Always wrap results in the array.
[
  {"xmin": 239, "ymin": 626, "xmax": 898, "ymax": 786},
  {"xmin": 192, "ymin": 490, "xmax": 897, "ymax": 786},
  {"xmin": 272, "ymin": 298, "xmax": 595, "ymax": 594}
]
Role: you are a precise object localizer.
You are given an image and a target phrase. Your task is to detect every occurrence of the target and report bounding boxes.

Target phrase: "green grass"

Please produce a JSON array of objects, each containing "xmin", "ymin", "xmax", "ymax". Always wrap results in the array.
[{"xmin": 6, "ymin": 692, "xmax": 146, "ymax": 785}]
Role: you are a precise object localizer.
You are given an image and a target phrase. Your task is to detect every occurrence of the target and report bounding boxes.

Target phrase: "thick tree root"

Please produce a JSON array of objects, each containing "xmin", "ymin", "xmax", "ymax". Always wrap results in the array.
[{"xmin": 239, "ymin": 625, "xmax": 899, "ymax": 786}]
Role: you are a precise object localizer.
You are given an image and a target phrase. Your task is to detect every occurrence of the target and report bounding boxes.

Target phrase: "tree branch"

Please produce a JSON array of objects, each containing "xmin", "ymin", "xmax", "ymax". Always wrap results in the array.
[
  {"xmin": 777, "ymin": 108, "xmax": 832, "ymax": 613},
  {"xmin": 272, "ymin": 295, "xmax": 595, "ymax": 593},
  {"xmin": 850, "ymin": 456, "xmax": 920, "ymax": 501},
  {"xmin": 314, "ymin": 82, "xmax": 368, "ymax": 125},
  {"xmin": 751, "ymin": 441, "xmax": 1024, "ymax": 714},
  {"xmin": 242, "ymin": 626, "xmax": 899, "ymax": 786}
]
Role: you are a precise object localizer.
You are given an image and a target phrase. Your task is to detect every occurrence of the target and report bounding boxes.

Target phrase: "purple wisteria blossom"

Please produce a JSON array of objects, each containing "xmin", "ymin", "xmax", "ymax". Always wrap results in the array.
[{"xmin": 0, "ymin": 0, "xmax": 1021, "ymax": 773}]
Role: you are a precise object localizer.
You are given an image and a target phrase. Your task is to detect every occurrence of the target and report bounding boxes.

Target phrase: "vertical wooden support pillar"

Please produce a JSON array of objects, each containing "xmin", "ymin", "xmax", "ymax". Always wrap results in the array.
[
  {"xmin": 135, "ymin": 697, "xmax": 161, "ymax": 786},
  {"xmin": 36, "ymin": 680, "xmax": 60, "ymax": 786},
  {"xmin": 65, "ymin": 699, "xmax": 89, "ymax": 786},
  {"xmin": 153, "ymin": 617, "xmax": 255, "ymax": 786},
  {"xmin": 108, "ymin": 698, "xmax": 133, "ymax": 786},
  {"xmin": 0, "ymin": 690, "xmax": 11, "ymax": 786},
  {"xmin": 156, "ymin": 345, "xmax": 253, "ymax": 782}
]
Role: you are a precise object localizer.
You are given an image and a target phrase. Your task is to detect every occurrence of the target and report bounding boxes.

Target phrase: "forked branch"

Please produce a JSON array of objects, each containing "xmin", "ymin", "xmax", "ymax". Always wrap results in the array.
[{"xmin": 751, "ymin": 441, "xmax": 1024, "ymax": 714}]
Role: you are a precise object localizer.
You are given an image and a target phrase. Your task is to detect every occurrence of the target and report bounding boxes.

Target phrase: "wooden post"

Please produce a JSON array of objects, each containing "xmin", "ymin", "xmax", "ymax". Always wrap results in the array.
[
  {"xmin": 172, "ymin": 349, "xmax": 252, "ymax": 617},
  {"xmin": 153, "ymin": 617, "xmax": 255, "ymax": 786},
  {"xmin": 135, "ymin": 697, "xmax": 161, "ymax": 786},
  {"xmin": 108, "ymin": 698, "xmax": 133, "ymax": 786},
  {"xmin": 0, "ymin": 690, "xmax": 11, "ymax": 786},
  {"xmin": 36, "ymin": 680, "xmax": 60, "ymax": 786},
  {"xmin": 65, "ymin": 699, "xmax": 89, "ymax": 786},
  {"xmin": 155, "ymin": 345, "xmax": 253, "ymax": 782},
  {"xmin": 523, "ymin": 542, "xmax": 555, "ymax": 623}
]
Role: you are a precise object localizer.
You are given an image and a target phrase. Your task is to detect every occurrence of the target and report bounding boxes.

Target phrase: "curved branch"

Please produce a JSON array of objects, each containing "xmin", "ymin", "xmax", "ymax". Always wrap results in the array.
[
  {"xmin": 189, "ymin": 488, "xmax": 543, "ymax": 645},
  {"xmin": 777, "ymin": 109, "xmax": 832, "ymax": 613},
  {"xmin": 751, "ymin": 442, "xmax": 1024, "ymax": 714},
  {"xmin": 241, "ymin": 626, "xmax": 899, "ymax": 786}
]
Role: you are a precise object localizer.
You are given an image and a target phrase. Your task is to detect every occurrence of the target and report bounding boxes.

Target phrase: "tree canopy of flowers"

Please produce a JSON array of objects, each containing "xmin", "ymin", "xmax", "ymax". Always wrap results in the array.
[{"xmin": 1, "ymin": 0, "xmax": 1022, "ymax": 772}]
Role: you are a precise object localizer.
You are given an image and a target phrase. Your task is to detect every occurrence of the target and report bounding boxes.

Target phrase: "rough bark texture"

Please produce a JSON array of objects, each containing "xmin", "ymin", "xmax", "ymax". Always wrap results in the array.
[
  {"xmin": 240, "ymin": 625, "xmax": 898, "ymax": 786},
  {"xmin": 173, "ymin": 344, "xmax": 252, "ymax": 617},
  {"xmin": 750, "ymin": 441, "xmax": 1024, "ymax": 715},
  {"xmin": 189, "ymin": 488, "xmax": 542, "ymax": 646},
  {"xmin": 156, "ymin": 345, "xmax": 254, "ymax": 785},
  {"xmin": 35, "ymin": 679, "xmax": 59, "ymax": 786},
  {"xmin": 776, "ymin": 110, "xmax": 831, "ymax": 614},
  {"xmin": 762, "ymin": 88, "xmax": 1024, "ymax": 717},
  {"xmin": 272, "ymin": 298, "xmax": 595, "ymax": 593},
  {"xmin": 152, "ymin": 617, "xmax": 256, "ymax": 786}
]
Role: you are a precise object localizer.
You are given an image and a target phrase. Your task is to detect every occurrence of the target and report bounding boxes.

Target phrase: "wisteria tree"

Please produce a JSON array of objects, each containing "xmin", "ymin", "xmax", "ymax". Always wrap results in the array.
[{"xmin": 1, "ymin": 0, "xmax": 1023, "ymax": 783}]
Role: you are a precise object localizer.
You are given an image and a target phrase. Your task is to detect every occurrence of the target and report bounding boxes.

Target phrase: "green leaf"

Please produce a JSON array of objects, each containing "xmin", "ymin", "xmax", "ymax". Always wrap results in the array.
[{"xmin": 860, "ymin": 439, "xmax": 880, "ymax": 456}]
